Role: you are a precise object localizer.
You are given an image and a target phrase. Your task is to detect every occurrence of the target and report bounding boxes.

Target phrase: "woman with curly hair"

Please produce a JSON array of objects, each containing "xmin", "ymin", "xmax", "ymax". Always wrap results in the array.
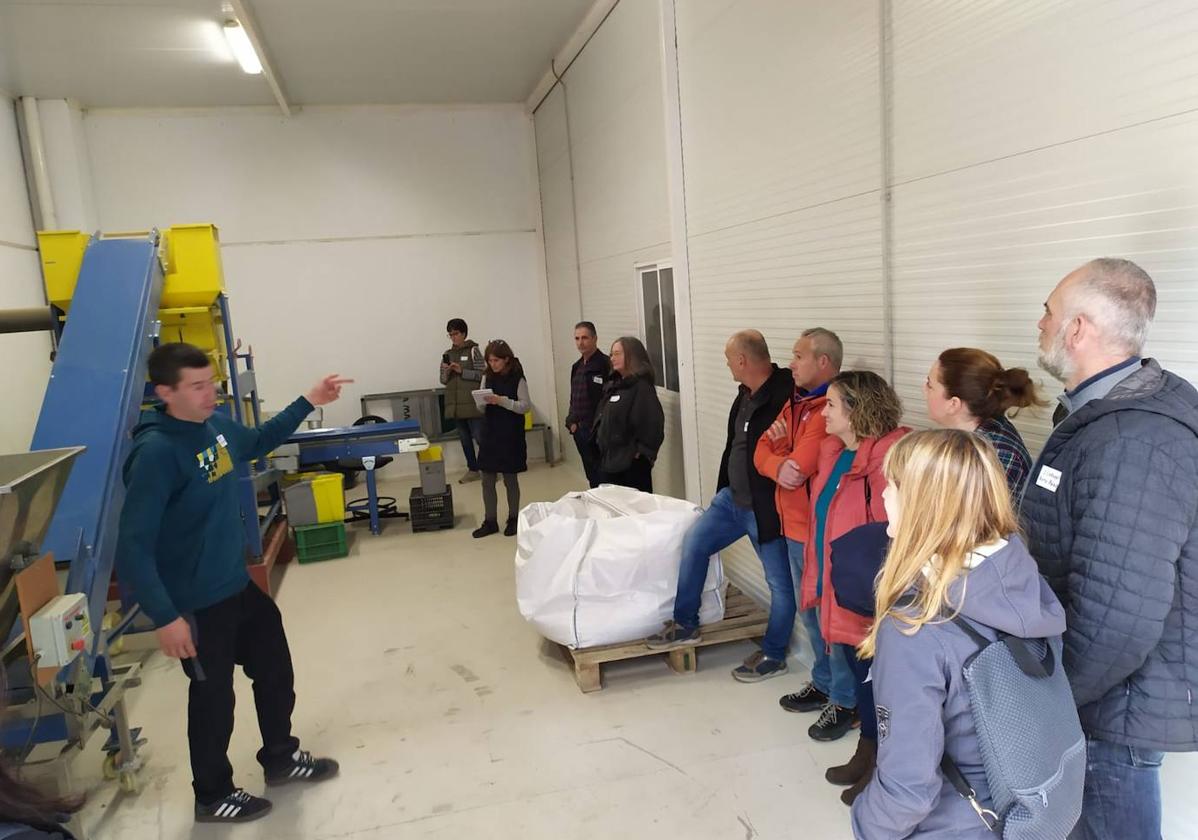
[{"xmin": 800, "ymin": 370, "xmax": 909, "ymax": 805}]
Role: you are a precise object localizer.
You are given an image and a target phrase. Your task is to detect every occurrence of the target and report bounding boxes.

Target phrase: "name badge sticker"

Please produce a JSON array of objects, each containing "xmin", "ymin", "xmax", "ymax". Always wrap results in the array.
[
  {"xmin": 610, "ymin": 395, "xmax": 621, "ymax": 402},
  {"xmin": 1036, "ymin": 465, "xmax": 1062, "ymax": 493},
  {"xmin": 216, "ymin": 434, "xmax": 228, "ymax": 448},
  {"xmin": 593, "ymin": 375, "xmax": 604, "ymax": 384}
]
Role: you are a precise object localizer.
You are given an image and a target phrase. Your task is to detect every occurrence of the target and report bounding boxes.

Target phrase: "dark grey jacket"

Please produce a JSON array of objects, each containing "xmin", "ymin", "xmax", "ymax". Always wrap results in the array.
[
  {"xmin": 851, "ymin": 537, "xmax": 1067, "ymax": 839},
  {"xmin": 1021, "ymin": 359, "xmax": 1198, "ymax": 751}
]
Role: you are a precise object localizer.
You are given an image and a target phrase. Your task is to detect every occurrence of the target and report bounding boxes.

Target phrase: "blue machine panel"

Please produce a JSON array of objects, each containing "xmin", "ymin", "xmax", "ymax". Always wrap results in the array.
[{"xmin": 30, "ymin": 235, "xmax": 164, "ymax": 633}]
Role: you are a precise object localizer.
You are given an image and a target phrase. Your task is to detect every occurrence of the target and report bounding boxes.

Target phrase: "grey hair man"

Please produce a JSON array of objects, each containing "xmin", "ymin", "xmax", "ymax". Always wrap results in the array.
[{"xmin": 1022, "ymin": 258, "xmax": 1198, "ymax": 840}]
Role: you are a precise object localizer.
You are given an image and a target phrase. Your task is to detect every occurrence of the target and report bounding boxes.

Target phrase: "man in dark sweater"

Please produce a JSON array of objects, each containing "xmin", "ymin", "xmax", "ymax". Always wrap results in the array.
[
  {"xmin": 115, "ymin": 343, "xmax": 350, "ymax": 824},
  {"xmin": 646, "ymin": 330, "xmax": 796, "ymax": 682},
  {"xmin": 564, "ymin": 320, "xmax": 611, "ymax": 488}
]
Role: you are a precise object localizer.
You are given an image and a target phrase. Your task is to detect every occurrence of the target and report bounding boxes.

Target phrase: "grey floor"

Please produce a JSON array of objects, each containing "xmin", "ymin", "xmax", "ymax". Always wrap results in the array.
[{"xmin": 55, "ymin": 462, "xmax": 1198, "ymax": 839}]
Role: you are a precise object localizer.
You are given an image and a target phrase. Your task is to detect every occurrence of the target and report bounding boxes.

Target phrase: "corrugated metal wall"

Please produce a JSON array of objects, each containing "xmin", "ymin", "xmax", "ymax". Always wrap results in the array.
[{"xmin": 532, "ymin": 0, "xmax": 686, "ymax": 497}]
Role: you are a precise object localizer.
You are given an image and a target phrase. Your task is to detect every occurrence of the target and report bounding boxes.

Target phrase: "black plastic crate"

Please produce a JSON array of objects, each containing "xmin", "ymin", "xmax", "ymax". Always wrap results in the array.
[{"xmin": 410, "ymin": 486, "xmax": 455, "ymax": 532}]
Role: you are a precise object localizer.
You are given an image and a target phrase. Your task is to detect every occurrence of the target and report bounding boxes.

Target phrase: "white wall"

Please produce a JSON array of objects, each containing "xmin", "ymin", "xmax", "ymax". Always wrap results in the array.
[
  {"xmin": 534, "ymin": 85, "xmax": 583, "ymax": 466},
  {"xmin": 532, "ymin": 0, "xmax": 686, "ymax": 497},
  {"xmin": 667, "ymin": 0, "xmax": 1198, "ymax": 828},
  {"xmin": 38, "ymin": 98, "xmax": 99, "ymax": 231},
  {"xmin": 83, "ymin": 105, "xmax": 555, "ymax": 434},
  {"xmin": 674, "ymin": 0, "xmax": 884, "ymax": 616},
  {"xmin": 889, "ymin": 0, "xmax": 1198, "ymax": 452},
  {"xmin": 0, "ymin": 96, "xmax": 52, "ymax": 453}
]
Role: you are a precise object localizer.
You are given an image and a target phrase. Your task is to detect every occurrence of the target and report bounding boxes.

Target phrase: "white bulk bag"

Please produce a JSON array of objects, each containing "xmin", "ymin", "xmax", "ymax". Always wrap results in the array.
[{"xmin": 515, "ymin": 485, "xmax": 725, "ymax": 649}]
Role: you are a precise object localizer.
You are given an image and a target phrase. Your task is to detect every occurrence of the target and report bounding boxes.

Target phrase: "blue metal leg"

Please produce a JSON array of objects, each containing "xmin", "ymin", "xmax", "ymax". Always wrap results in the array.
[{"xmin": 364, "ymin": 458, "xmax": 381, "ymax": 535}]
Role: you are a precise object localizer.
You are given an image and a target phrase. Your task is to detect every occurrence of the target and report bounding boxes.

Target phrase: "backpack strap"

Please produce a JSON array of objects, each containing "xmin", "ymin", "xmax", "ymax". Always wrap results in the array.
[
  {"xmin": 939, "ymin": 756, "xmax": 1003, "ymax": 835},
  {"xmin": 950, "ymin": 614, "xmax": 1055, "ymax": 678},
  {"xmin": 948, "ymin": 614, "xmax": 990, "ymax": 649}
]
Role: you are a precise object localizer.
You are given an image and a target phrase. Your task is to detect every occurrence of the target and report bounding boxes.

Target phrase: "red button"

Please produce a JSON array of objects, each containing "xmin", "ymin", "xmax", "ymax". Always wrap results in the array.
[{"xmin": 71, "ymin": 640, "xmax": 86, "ymax": 651}]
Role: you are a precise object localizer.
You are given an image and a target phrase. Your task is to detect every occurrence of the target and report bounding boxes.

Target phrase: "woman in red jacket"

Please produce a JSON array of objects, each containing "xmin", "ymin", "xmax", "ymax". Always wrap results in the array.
[{"xmin": 800, "ymin": 370, "xmax": 908, "ymax": 806}]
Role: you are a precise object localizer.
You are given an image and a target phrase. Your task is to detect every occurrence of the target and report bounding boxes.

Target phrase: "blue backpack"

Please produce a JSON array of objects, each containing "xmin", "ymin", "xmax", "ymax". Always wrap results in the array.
[{"xmin": 942, "ymin": 615, "xmax": 1086, "ymax": 839}]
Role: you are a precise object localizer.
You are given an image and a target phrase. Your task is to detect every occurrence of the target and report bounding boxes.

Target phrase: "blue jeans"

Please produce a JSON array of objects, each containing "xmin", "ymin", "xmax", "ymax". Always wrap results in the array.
[
  {"xmin": 1069, "ymin": 738, "xmax": 1164, "ymax": 840},
  {"xmin": 786, "ymin": 539, "xmax": 856, "ymax": 708},
  {"xmin": 840, "ymin": 645, "xmax": 876, "ymax": 740},
  {"xmin": 674, "ymin": 488, "xmax": 795, "ymax": 661},
  {"xmin": 456, "ymin": 417, "xmax": 482, "ymax": 472}
]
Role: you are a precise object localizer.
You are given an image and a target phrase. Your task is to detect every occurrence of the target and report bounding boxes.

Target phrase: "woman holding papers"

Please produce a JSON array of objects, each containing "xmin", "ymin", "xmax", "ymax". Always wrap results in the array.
[
  {"xmin": 473, "ymin": 339, "xmax": 531, "ymax": 538},
  {"xmin": 592, "ymin": 337, "xmax": 665, "ymax": 493}
]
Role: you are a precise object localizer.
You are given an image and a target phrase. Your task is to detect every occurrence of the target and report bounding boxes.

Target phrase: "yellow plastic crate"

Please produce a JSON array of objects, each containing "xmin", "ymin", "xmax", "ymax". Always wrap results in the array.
[
  {"xmin": 417, "ymin": 445, "xmax": 444, "ymax": 463},
  {"xmin": 37, "ymin": 230, "xmax": 91, "ymax": 310},
  {"xmin": 311, "ymin": 473, "xmax": 346, "ymax": 523},
  {"xmin": 162, "ymin": 224, "xmax": 224, "ymax": 308}
]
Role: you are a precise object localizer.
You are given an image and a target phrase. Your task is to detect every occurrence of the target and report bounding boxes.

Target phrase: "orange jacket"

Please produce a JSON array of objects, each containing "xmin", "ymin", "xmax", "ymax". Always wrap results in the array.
[
  {"xmin": 752, "ymin": 390, "xmax": 829, "ymax": 545},
  {"xmin": 800, "ymin": 427, "xmax": 910, "ymax": 647}
]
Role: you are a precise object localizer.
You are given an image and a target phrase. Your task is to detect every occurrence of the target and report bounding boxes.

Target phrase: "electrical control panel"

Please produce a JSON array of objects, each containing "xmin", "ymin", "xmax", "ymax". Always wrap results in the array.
[{"xmin": 29, "ymin": 592, "xmax": 92, "ymax": 668}]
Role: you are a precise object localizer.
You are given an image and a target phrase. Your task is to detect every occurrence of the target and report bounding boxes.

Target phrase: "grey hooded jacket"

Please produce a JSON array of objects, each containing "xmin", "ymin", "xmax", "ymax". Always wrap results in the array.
[
  {"xmin": 851, "ymin": 536, "xmax": 1067, "ymax": 839},
  {"xmin": 1021, "ymin": 359, "xmax": 1198, "ymax": 751}
]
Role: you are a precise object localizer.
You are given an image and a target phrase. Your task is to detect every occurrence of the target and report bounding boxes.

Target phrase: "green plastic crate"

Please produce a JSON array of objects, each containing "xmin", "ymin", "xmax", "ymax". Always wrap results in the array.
[{"xmin": 294, "ymin": 521, "xmax": 348, "ymax": 563}]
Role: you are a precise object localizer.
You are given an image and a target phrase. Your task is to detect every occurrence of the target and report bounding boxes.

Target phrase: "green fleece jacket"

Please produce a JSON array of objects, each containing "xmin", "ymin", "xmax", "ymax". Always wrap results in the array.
[{"xmin": 114, "ymin": 397, "xmax": 313, "ymax": 627}]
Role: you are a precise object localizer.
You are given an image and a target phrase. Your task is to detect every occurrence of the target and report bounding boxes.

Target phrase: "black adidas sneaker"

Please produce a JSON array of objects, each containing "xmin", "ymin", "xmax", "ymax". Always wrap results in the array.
[
  {"xmin": 195, "ymin": 788, "xmax": 272, "ymax": 823},
  {"xmin": 264, "ymin": 749, "xmax": 340, "ymax": 787}
]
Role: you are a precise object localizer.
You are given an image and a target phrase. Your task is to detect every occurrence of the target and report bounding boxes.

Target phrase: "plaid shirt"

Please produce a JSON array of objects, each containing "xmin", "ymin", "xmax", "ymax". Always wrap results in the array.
[
  {"xmin": 976, "ymin": 415, "xmax": 1033, "ymax": 501},
  {"xmin": 567, "ymin": 350, "xmax": 610, "ymax": 428}
]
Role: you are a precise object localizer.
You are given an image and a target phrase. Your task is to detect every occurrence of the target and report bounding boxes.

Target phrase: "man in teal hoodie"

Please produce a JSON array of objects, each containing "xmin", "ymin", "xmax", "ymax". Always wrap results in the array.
[{"xmin": 115, "ymin": 342, "xmax": 351, "ymax": 824}]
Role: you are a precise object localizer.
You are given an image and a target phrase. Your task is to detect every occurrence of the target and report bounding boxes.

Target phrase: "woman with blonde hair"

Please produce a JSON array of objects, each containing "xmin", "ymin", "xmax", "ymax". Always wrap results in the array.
[{"xmin": 850, "ymin": 429, "xmax": 1067, "ymax": 839}]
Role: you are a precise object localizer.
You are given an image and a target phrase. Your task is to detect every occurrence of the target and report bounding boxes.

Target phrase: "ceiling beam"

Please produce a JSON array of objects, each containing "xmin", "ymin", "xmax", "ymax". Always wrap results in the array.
[{"xmin": 228, "ymin": 0, "xmax": 292, "ymax": 116}]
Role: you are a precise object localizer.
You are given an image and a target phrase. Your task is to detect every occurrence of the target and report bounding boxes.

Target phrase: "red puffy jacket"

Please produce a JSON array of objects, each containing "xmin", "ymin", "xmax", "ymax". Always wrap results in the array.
[{"xmin": 800, "ymin": 427, "xmax": 910, "ymax": 647}]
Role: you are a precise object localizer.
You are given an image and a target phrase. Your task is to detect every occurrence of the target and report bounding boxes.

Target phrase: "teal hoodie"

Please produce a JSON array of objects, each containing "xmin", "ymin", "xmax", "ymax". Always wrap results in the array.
[{"xmin": 114, "ymin": 396, "xmax": 313, "ymax": 627}]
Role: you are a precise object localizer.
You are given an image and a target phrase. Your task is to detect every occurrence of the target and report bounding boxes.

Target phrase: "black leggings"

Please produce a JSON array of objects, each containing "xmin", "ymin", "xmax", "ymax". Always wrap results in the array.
[
  {"xmin": 840, "ymin": 644, "xmax": 876, "ymax": 741},
  {"xmin": 482, "ymin": 471, "xmax": 520, "ymax": 522}
]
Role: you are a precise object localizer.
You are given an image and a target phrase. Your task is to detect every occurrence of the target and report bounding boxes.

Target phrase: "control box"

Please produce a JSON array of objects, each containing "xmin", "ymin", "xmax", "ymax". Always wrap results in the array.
[{"xmin": 29, "ymin": 593, "xmax": 92, "ymax": 668}]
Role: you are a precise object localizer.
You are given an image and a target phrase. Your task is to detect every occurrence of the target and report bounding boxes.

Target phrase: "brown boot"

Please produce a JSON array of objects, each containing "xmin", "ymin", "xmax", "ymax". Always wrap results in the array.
[
  {"xmin": 825, "ymin": 736, "xmax": 876, "ymax": 786},
  {"xmin": 840, "ymin": 761, "xmax": 875, "ymax": 805}
]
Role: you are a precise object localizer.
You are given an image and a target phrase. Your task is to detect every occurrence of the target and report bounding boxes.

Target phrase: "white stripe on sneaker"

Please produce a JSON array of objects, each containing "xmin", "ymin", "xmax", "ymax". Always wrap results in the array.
[
  {"xmin": 214, "ymin": 804, "xmax": 231, "ymax": 818},
  {"xmin": 228, "ymin": 806, "xmax": 241, "ymax": 818}
]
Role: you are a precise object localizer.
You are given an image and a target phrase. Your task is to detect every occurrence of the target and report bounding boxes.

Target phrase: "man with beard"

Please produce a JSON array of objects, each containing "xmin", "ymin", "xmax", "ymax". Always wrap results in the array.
[{"xmin": 1020, "ymin": 258, "xmax": 1198, "ymax": 840}]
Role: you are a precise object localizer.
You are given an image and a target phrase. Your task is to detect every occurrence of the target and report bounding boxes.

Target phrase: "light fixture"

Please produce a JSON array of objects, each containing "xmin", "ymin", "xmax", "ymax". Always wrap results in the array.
[{"xmin": 223, "ymin": 20, "xmax": 263, "ymax": 75}]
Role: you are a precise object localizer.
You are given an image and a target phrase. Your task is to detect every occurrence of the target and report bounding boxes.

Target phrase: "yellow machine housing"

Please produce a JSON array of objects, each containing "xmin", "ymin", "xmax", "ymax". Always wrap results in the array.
[{"xmin": 37, "ymin": 224, "xmax": 230, "ymax": 381}]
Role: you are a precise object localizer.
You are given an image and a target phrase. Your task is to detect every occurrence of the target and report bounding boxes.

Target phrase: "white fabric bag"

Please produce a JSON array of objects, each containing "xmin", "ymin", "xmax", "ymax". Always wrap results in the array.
[{"xmin": 515, "ymin": 485, "xmax": 725, "ymax": 649}]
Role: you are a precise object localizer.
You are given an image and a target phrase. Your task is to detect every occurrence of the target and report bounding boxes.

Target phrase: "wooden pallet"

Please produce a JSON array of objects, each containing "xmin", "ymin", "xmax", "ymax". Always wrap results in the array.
[{"xmin": 562, "ymin": 586, "xmax": 767, "ymax": 692}]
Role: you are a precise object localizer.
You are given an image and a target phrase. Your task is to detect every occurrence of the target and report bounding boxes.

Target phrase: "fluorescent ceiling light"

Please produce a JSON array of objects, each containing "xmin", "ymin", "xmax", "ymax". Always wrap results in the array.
[{"xmin": 223, "ymin": 20, "xmax": 262, "ymax": 75}]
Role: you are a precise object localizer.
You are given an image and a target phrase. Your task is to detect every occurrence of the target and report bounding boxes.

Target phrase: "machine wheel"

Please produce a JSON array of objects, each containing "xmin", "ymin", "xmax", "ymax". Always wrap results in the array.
[
  {"xmin": 102, "ymin": 754, "xmax": 118, "ymax": 780},
  {"xmin": 119, "ymin": 770, "xmax": 139, "ymax": 794}
]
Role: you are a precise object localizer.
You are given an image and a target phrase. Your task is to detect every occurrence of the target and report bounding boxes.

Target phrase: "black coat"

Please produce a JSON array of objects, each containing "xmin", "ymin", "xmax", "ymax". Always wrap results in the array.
[
  {"xmin": 1022, "ymin": 359, "xmax": 1198, "ymax": 750},
  {"xmin": 715, "ymin": 365, "xmax": 794, "ymax": 543},
  {"xmin": 592, "ymin": 373, "xmax": 665, "ymax": 474},
  {"xmin": 477, "ymin": 372, "xmax": 528, "ymax": 475}
]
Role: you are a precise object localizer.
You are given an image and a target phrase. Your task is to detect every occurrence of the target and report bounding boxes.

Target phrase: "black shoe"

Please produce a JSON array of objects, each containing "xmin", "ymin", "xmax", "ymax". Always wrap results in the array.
[
  {"xmin": 644, "ymin": 620, "xmax": 701, "ymax": 650},
  {"xmin": 472, "ymin": 520, "xmax": 499, "ymax": 539},
  {"xmin": 780, "ymin": 681, "xmax": 829, "ymax": 713},
  {"xmin": 731, "ymin": 651, "xmax": 788, "ymax": 683},
  {"xmin": 264, "ymin": 750, "xmax": 340, "ymax": 787},
  {"xmin": 195, "ymin": 789, "xmax": 272, "ymax": 823},
  {"xmin": 504, "ymin": 518, "xmax": 517, "ymax": 537},
  {"xmin": 808, "ymin": 702, "xmax": 857, "ymax": 742}
]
